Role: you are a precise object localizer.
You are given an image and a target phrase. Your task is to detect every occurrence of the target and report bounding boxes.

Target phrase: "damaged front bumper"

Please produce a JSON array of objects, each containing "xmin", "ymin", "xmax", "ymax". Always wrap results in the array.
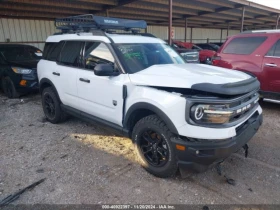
[{"xmin": 171, "ymin": 111, "xmax": 263, "ymax": 175}]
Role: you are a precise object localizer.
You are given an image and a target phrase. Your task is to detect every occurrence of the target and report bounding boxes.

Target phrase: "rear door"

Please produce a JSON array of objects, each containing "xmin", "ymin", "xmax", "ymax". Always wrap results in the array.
[
  {"xmin": 263, "ymin": 39, "xmax": 280, "ymax": 93},
  {"xmin": 56, "ymin": 41, "xmax": 84, "ymax": 109}
]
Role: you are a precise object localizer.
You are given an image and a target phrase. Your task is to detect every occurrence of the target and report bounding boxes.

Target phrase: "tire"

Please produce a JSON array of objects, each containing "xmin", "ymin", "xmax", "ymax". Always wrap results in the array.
[
  {"xmin": 42, "ymin": 87, "xmax": 67, "ymax": 124},
  {"xmin": 132, "ymin": 115, "xmax": 178, "ymax": 178},
  {"xmin": 1, "ymin": 76, "xmax": 19, "ymax": 98}
]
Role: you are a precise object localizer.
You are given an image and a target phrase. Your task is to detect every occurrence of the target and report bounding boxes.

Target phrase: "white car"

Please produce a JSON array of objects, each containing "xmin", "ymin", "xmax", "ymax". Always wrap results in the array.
[{"xmin": 38, "ymin": 15, "xmax": 263, "ymax": 178}]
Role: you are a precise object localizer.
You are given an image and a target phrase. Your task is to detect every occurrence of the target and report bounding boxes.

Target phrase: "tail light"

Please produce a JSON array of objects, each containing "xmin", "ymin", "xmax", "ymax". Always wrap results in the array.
[{"xmin": 212, "ymin": 55, "xmax": 221, "ymax": 66}]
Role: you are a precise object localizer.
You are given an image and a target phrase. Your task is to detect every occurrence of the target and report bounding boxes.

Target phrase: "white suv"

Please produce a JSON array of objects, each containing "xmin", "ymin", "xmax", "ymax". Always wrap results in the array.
[{"xmin": 38, "ymin": 15, "xmax": 263, "ymax": 178}]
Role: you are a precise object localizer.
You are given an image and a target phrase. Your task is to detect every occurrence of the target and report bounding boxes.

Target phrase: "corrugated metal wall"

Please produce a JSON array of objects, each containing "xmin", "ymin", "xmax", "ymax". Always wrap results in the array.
[
  {"xmin": 0, "ymin": 18, "xmax": 240, "ymax": 50},
  {"xmin": 147, "ymin": 25, "xmax": 240, "ymax": 43},
  {"xmin": 0, "ymin": 18, "xmax": 57, "ymax": 50}
]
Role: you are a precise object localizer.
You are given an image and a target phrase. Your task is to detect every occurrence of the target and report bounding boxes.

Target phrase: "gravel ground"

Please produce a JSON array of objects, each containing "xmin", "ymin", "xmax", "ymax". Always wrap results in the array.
[{"xmin": 0, "ymin": 92, "xmax": 280, "ymax": 205}]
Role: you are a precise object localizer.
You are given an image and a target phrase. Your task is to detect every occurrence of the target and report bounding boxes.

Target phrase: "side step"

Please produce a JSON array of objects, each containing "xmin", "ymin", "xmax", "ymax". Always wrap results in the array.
[{"xmin": 263, "ymin": 98, "xmax": 280, "ymax": 104}]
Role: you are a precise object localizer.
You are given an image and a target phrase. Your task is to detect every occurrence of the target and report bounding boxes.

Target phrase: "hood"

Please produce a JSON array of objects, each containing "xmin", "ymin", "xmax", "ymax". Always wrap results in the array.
[
  {"xmin": 129, "ymin": 64, "xmax": 251, "ymax": 89},
  {"xmin": 6, "ymin": 60, "xmax": 39, "ymax": 69},
  {"xmin": 175, "ymin": 48, "xmax": 192, "ymax": 53}
]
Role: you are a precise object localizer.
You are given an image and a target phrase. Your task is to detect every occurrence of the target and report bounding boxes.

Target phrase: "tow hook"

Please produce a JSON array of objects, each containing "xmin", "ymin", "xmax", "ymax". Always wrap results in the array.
[{"xmin": 243, "ymin": 144, "xmax": 249, "ymax": 158}]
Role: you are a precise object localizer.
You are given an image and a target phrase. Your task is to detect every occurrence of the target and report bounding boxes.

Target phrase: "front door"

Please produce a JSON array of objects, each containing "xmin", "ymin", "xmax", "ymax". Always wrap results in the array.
[
  {"xmin": 77, "ymin": 42, "xmax": 128, "ymax": 126},
  {"xmin": 263, "ymin": 39, "xmax": 280, "ymax": 93}
]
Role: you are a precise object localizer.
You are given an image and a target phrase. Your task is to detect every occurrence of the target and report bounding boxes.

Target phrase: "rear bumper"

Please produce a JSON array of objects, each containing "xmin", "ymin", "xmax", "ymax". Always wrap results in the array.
[{"xmin": 172, "ymin": 112, "xmax": 263, "ymax": 173}]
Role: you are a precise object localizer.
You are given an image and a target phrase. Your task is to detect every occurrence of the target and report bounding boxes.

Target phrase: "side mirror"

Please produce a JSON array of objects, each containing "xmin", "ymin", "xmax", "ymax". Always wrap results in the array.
[{"xmin": 94, "ymin": 64, "xmax": 119, "ymax": 76}]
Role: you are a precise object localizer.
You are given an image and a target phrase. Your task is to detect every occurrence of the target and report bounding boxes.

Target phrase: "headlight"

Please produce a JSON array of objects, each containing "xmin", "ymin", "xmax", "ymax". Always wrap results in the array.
[
  {"xmin": 190, "ymin": 104, "xmax": 233, "ymax": 124},
  {"xmin": 12, "ymin": 67, "xmax": 32, "ymax": 74}
]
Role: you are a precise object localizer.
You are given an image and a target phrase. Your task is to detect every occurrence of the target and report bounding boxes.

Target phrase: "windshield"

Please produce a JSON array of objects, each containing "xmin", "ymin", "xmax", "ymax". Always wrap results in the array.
[
  {"xmin": 0, "ymin": 46, "xmax": 42, "ymax": 62},
  {"xmin": 114, "ymin": 43, "xmax": 185, "ymax": 74}
]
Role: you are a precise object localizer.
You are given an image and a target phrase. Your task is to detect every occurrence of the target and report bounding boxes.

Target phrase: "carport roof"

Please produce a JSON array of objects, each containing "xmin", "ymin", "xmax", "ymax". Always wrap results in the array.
[{"xmin": 0, "ymin": 0, "xmax": 280, "ymax": 30}]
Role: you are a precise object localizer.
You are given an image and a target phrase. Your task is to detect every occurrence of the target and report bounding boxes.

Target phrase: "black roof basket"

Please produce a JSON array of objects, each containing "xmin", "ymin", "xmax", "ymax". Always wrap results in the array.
[{"xmin": 55, "ymin": 14, "xmax": 147, "ymax": 33}]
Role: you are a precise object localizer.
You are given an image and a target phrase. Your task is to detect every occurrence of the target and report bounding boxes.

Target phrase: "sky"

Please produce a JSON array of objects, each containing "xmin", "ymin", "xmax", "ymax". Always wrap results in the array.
[{"xmin": 248, "ymin": 0, "xmax": 280, "ymax": 10}]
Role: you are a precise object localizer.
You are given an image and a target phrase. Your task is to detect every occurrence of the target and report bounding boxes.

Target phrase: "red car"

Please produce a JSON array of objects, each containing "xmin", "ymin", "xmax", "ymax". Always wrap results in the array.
[
  {"xmin": 173, "ymin": 41, "xmax": 216, "ymax": 64},
  {"xmin": 212, "ymin": 30, "xmax": 280, "ymax": 103}
]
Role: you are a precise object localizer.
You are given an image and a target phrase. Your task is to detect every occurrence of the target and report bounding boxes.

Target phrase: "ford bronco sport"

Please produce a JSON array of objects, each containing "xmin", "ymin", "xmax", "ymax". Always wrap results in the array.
[{"xmin": 38, "ymin": 15, "xmax": 263, "ymax": 178}]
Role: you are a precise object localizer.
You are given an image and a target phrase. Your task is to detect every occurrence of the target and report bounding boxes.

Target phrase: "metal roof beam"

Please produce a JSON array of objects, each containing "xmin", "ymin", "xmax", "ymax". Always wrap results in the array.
[
  {"xmin": 0, "ymin": 9, "xmax": 65, "ymax": 19},
  {"xmin": 109, "ymin": 8, "xmax": 182, "ymax": 18},
  {"xmin": 142, "ymin": 0, "xmax": 214, "ymax": 12},
  {"xmin": 76, "ymin": 0, "xmax": 116, "ymax": 5},
  {"xmin": 93, "ymin": 0, "xmax": 140, "ymax": 14},
  {"xmin": 123, "ymin": 3, "xmax": 197, "ymax": 15},
  {"xmin": 1, "ymin": 0, "xmax": 102, "ymax": 11},
  {"xmin": 0, "ymin": 3, "xmax": 85, "ymax": 15}
]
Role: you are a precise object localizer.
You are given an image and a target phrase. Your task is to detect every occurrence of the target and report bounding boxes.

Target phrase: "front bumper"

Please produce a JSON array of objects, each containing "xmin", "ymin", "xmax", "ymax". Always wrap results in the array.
[
  {"xmin": 14, "ymin": 71, "xmax": 39, "ymax": 93},
  {"xmin": 172, "ymin": 112, "xmax": 263, "ymax": 173}
]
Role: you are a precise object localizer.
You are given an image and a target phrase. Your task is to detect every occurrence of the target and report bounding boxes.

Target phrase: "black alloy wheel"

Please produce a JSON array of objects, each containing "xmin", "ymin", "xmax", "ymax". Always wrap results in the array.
[
  {"xmin": 42, "ymin": 87, "xmax": 68, "ymax": 124},
  {"xmin": 132, "ymin": 115, "xmax": 178, "ymax": 178},
  {"xmin": 139, "ymin": 129, "xmax": 169, "ymax": 167},
  {"xmin": 44, "ymin": 93, "xmax": 56, "ymax": 119}
]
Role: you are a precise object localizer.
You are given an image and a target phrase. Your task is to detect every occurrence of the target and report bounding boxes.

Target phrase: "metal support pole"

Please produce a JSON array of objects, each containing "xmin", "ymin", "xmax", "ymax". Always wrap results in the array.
[
  {"xmin": 220, "ymin": 29, "xmax": 223, "ymax": 43},
  {"xmin": 168, "ymin": 0, "xmax": 172, "ymax": 45},
  {"xmin": 276, "ymin": 14, "xmax": 280, "ymax": 29},
  {"xmin": 227, "ymin": 24, "xmax": 229, "ymax": 37},
  {"xmin": 241, "ymin": 6, "xmax": 246, "ymax": 32},
  {"xmin": 190, "ymin": 27, "xmax": 193, "ymax": 43},
  {"xmin": 184, "ymin": 18, "xmax": 187, "ymax": 42},
  {"xmin": 106, "ymin": 9, "xmax": 109, "ymax": 17}
]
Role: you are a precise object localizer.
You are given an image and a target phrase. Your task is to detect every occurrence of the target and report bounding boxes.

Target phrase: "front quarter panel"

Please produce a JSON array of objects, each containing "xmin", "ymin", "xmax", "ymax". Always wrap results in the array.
[{"xmin": 125, "ymin": 85, "xmax": 188, "ymax": 130}]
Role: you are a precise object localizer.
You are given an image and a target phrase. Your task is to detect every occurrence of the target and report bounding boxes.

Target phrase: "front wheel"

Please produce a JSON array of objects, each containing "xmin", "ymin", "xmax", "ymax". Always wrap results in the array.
[
  {"xmin": 1, "ymin": 77, "xmax": 19, "ymax": 98},
  {"xmin": 132, "ymin": 115, "xmax": 178, "ymax": 178}
]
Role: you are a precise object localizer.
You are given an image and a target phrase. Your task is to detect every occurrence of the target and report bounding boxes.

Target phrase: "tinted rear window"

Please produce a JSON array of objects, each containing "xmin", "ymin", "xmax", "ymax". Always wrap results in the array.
[
  {"xmin": 59, "ymin": 41, "xmax": 84, "ymax": 67},
  {"xmin": 223, "ymin": 36, "xmax": 267, "ymax": 55},
  {"xmin": 43, "ymin": 42, "xmax": 64, "ymax": 61}
]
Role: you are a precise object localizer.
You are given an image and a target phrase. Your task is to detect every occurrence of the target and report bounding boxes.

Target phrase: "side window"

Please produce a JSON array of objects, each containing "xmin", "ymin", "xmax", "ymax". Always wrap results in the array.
[
  {"xmin": 42, "ymin": 43, "xmax": 53, "ymax": 59},
  {"xmin": 44, "ymin": 42, "xmax": 64, "ymax": 61},
  {"xmin": 84, "ymin": 42, "xmax": 115, "ymax": 70},
  {"xmin": 275, "ymin": 41, "xmax": 280, "ymax": 57},
  {"xmin": 266, "ymin": 40, "xmax": 280, "ymax": 57},
  {"xmin": 59, "ymin": 41, "xmax": 83, "ymax": 67},
  {"xmin": 223, "ymin": 36, "xmax": 267, "ymax": 55}
]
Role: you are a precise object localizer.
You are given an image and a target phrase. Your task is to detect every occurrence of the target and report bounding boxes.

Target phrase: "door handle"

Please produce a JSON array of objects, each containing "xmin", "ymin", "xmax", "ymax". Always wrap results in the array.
[
  {"xmin": 52, "ymin": 72, "xmax": 60, "ymax": 76},
  {"xmin": 79, "ymin": 78, "xmax": 90, "ymax": 83},
  {"xmin": 265, "ymin": 63, "xmax": 277, "ymax": 67}
]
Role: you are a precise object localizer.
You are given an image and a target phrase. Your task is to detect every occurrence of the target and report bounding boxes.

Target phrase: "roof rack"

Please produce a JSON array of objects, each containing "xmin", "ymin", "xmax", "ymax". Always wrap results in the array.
[{"xmin": 55, "ymin": 14, "xmax": 147, "ymax": 33}]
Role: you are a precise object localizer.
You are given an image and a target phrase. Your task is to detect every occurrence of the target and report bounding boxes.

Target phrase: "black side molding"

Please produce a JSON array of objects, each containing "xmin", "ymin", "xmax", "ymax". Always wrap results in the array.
[
  {"xmin": 191, "ymin": 77, "xmax": 260, "ymax": 96},
  {"xmin": 61, "ymin": 104, "xmax": 129, "ymax": 137}
]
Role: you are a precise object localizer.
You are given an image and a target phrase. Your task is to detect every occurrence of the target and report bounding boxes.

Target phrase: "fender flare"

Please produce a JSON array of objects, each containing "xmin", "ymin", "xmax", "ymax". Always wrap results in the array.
[
  {"xmin": 124, "ymin": 102, "xmax": 179, "ymax": 135},
  {"xmin": 39, "ymin": 78, "xmax": 61, "ymax": 101}
]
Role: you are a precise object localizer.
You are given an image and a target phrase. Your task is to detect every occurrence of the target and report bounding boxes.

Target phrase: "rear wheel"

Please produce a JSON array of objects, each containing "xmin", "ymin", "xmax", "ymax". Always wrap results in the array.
[
  {"xmin": 42, "ymin": 87, "xmax": 67, "ymax": 123},
  {"xmin": 132, "ymin": 115, "xmax": 178, "ymax": 178},
  {"xmin": 1, "ymin": 76, "xmax": 19, "ymax": 98}
]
